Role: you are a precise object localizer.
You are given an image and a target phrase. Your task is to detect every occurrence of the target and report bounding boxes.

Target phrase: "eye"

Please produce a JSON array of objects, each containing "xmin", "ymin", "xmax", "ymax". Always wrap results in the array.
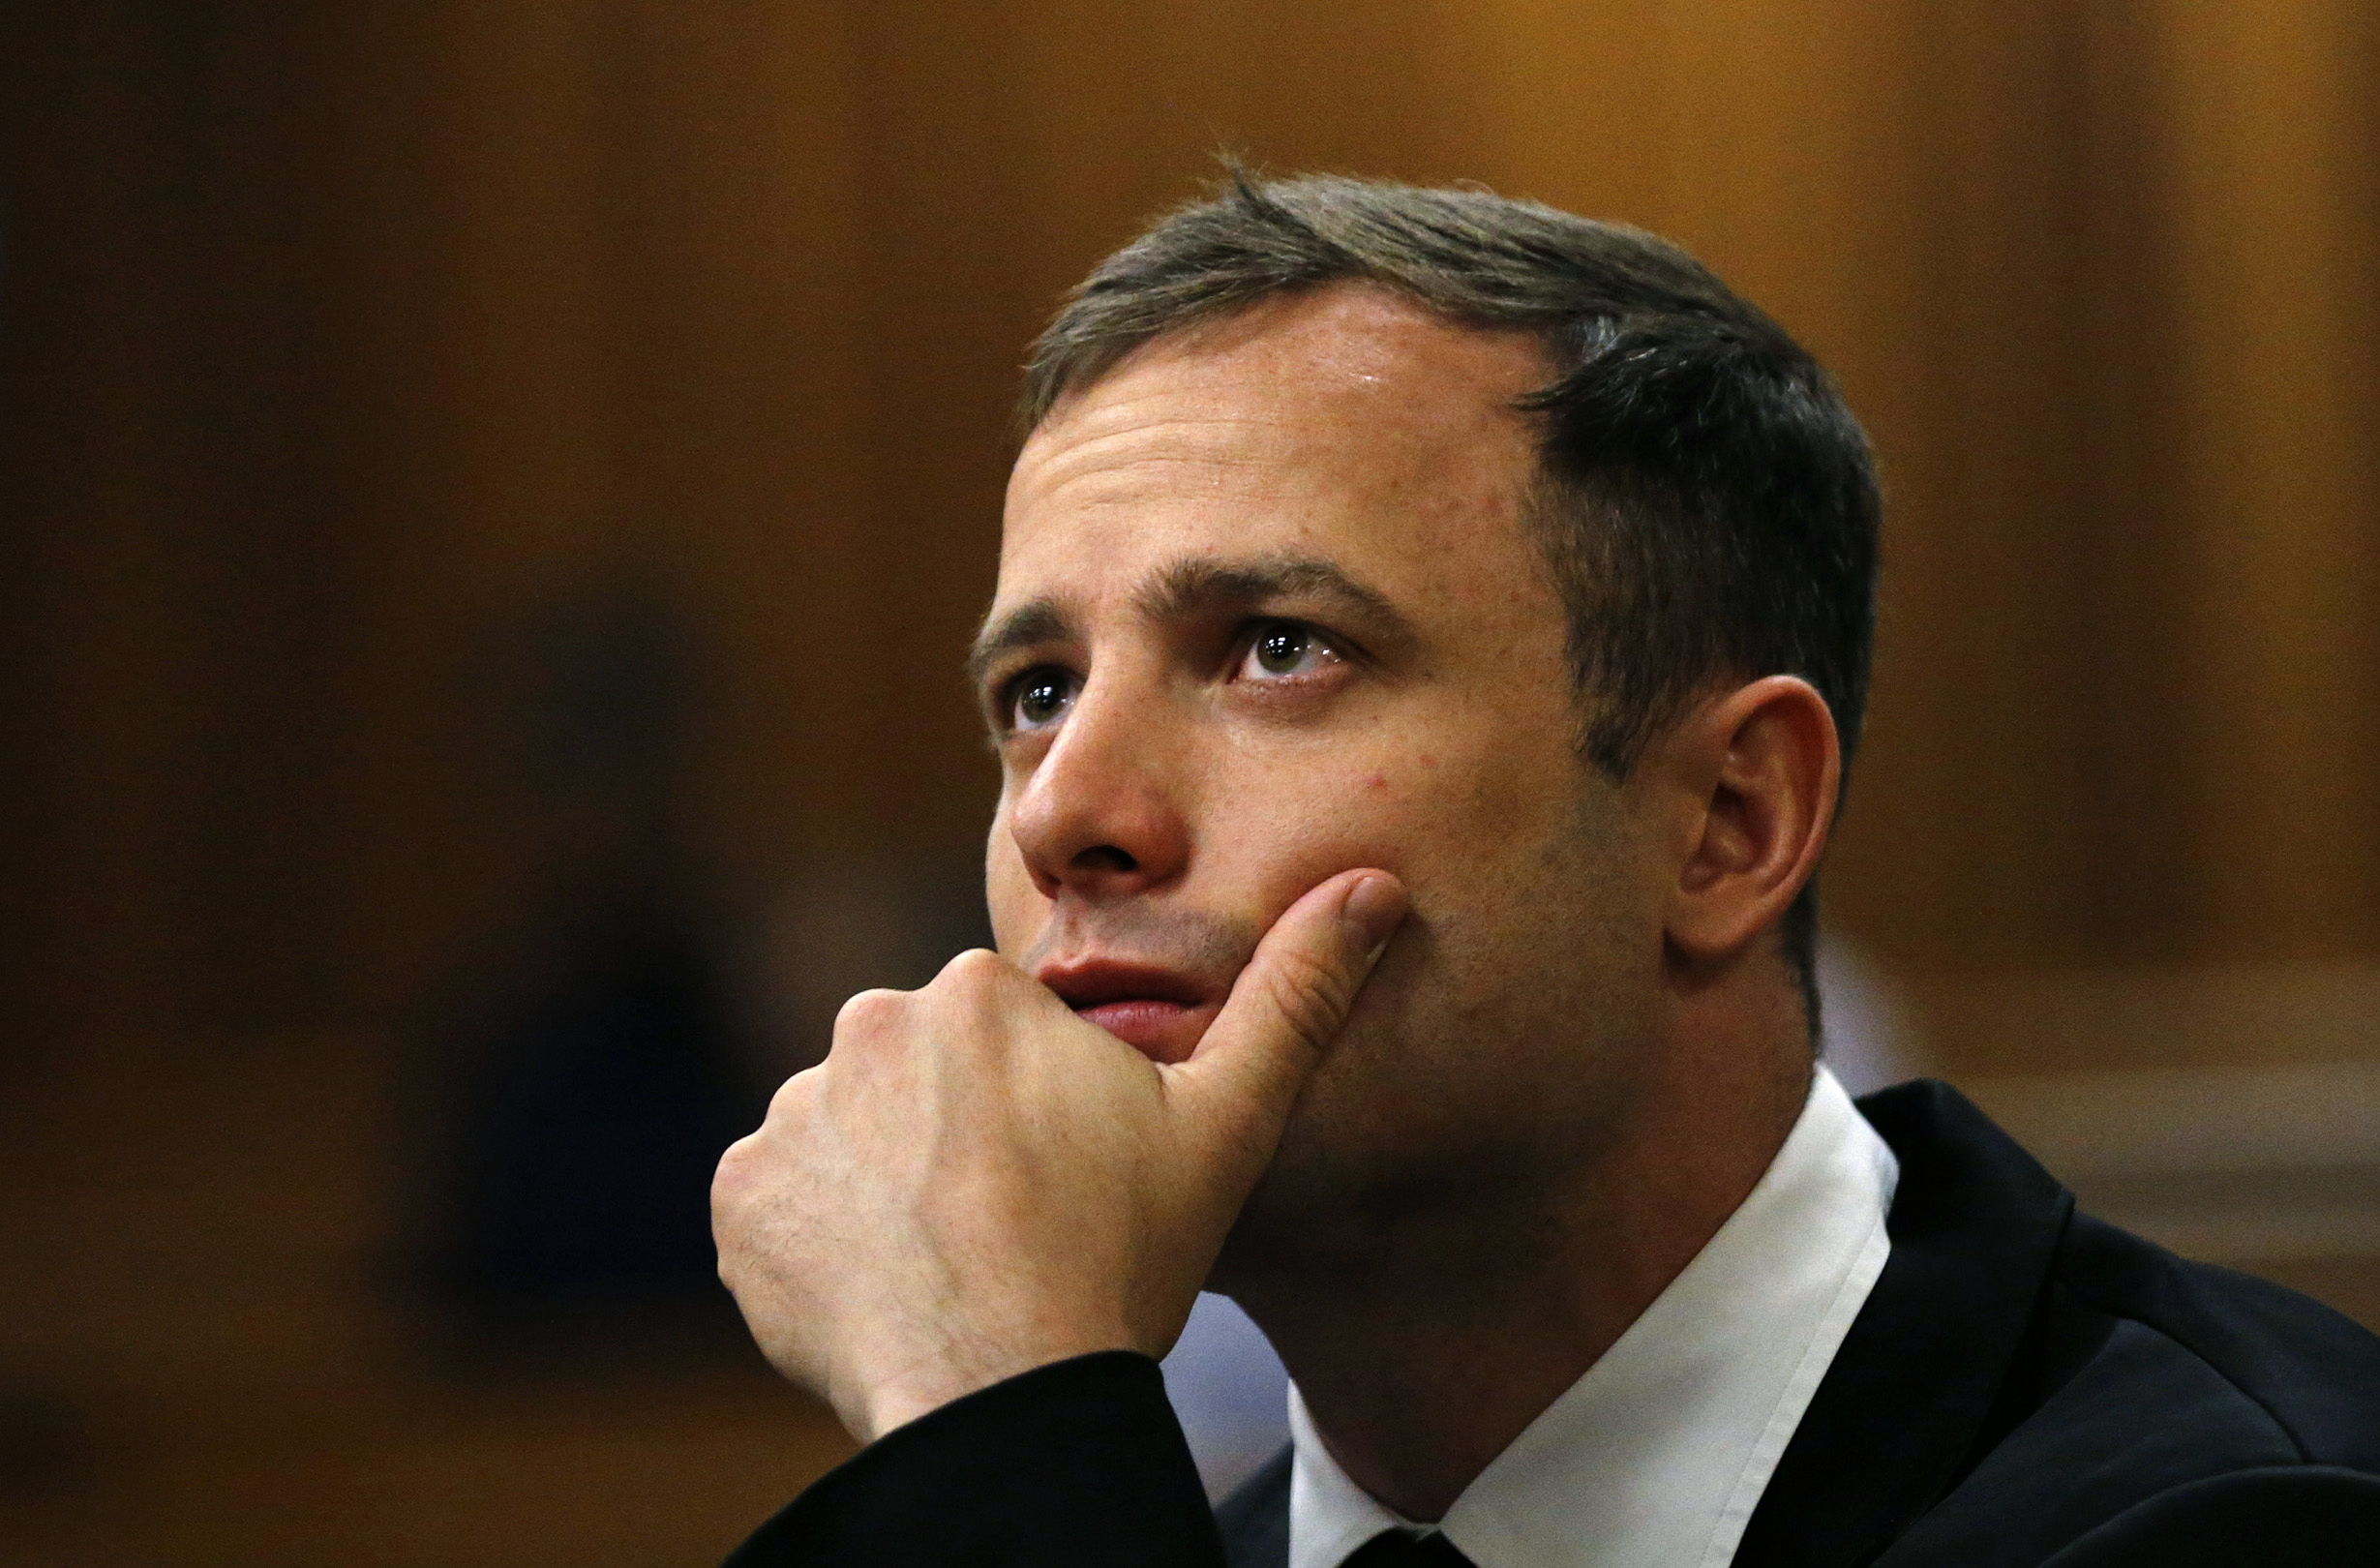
[
  {"xmin": 1239, "ymin": 621, "xmax": 1342, "ymax": 681},
  {"xmin": 1006, "ymin": 668, "xmax": 1077, "ymax": 732}
]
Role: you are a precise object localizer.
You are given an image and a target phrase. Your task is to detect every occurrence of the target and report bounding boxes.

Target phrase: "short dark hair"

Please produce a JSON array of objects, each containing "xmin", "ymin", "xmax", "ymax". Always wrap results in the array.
[{"xmin": 1020, "ymin": 170, "xmax": 1881, "ymax": 1033}]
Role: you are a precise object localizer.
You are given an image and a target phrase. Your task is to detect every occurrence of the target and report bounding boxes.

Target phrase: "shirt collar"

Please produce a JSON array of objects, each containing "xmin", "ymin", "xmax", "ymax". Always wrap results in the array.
[{"xmin": 1287, "ymin": 1066, "xmax": 1899, "ymax": 1568}]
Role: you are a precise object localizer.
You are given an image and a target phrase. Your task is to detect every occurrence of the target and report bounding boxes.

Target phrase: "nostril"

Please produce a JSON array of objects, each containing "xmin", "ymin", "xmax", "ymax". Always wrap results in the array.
[{"xmin": 1071, "ymin": 844, "xmax": 1139, "ymax": 874}]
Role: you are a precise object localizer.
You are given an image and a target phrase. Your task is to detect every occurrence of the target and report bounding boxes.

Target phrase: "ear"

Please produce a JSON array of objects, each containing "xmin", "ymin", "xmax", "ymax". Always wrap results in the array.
[{"xmin": 1652, "ymin": 676, "xmax": 1842, "ymax": 965}]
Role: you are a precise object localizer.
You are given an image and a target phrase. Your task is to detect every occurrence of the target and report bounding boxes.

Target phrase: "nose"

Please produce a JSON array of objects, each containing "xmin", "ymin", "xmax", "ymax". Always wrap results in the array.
[{"xmin": 1005, "ymin": 676, "xmax": 1192, "ymax": 903}]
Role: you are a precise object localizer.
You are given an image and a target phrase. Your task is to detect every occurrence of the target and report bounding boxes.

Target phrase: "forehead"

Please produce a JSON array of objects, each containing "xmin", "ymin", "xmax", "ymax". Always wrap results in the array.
[{"xmin": 997, "ymin": 285, "xmax": 1552, "ymax": 614}]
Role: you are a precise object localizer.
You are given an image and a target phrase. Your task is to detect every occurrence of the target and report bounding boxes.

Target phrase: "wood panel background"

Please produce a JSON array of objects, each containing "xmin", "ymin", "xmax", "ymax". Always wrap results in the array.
[{"xmin": 3, "ymin": 2, "xmax": 2374, "ymax": 1562}]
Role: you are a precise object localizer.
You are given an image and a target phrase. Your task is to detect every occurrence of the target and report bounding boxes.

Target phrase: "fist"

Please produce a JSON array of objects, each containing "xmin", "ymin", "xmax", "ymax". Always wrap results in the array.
[{"xmin": 711, "ymin": 868, "xmax": 1408, "ymax": 1441}]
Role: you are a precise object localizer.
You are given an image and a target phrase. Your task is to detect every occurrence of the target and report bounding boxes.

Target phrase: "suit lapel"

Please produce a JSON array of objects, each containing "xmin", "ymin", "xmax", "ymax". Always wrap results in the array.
[
  {"xmin": 1732, "ymin": 1081, "xmax": 2073, "ymax": 1568},
  {"xmin": 1215, "ymin": 1083, "xmax": 2071, "ymax": 1568}
]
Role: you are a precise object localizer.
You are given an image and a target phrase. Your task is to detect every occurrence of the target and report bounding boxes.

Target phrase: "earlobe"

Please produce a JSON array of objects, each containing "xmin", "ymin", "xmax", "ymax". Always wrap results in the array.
[{"xmin": 1662, "ymin": 677, "xmax": 1841, "ymax": 964}]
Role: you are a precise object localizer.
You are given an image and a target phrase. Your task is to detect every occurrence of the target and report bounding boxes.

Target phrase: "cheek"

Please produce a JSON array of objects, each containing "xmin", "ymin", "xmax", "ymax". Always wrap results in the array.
[
  {"xmin": 1354, "ymin": 728, "xmax": 1579, "ymax": 881},
  {"xmin": 1219, "ymin": 735, "xmax": 1460, "ymax": 856},
  {"xmin": 1356, "ymin": 737, "xmax": 1631, "ymax": 977},
  {"xmin": 1229, "ymin": 752, "xmax": 1397, "ymax": 855}
]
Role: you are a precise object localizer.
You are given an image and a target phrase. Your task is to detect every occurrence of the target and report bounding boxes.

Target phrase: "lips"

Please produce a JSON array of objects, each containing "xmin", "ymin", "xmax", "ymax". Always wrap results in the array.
[{"xmin": 1037, "ymin": 958, "xmax": 1224, "ymax": 1065}]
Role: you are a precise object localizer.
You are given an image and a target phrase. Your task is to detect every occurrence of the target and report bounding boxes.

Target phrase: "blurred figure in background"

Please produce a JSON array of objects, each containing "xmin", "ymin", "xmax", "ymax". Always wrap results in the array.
[{"xmin": 421, "ymin": 586, "xmax": 749, "ymax": 1342}]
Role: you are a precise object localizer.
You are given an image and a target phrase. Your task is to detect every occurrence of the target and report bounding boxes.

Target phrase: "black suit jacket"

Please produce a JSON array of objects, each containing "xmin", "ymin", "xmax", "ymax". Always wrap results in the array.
[{"xmin": 724, "ymin": 1082, "xmax": 2380, "ymax": 1566}]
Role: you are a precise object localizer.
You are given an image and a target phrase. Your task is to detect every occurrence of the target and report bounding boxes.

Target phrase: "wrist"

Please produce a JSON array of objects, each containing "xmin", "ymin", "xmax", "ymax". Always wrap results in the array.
[{"xmin": 852, "ymin": 1320, "xmax": 1139, "ymax": 1442}]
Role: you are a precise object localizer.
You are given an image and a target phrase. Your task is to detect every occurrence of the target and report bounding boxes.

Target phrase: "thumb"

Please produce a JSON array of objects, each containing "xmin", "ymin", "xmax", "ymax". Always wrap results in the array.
[{"xmin": 1170, "ymin": 869, "xmax": 1409, "ymax": 1163}]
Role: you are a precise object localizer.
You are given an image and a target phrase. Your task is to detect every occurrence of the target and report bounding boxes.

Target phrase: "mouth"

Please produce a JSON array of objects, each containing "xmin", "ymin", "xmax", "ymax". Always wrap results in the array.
[{"xmin": 1036, "ymin": 958, "xmax": 1225, "ymax": 1065}]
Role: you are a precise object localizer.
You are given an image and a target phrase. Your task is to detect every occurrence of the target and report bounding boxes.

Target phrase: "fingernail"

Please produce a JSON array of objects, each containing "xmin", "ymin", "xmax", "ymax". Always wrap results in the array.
[{"xmin": 1341, "ymin": 874, "xmax": 1409, "ymax": 964}]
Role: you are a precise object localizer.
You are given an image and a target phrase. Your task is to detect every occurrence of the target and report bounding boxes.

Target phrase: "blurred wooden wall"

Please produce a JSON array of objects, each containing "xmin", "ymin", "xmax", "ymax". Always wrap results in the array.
[
  {"xmin": 8, "ymin": 0, "xmax": 2376, "ymax": 1057},
  {"xmin": 3, "ymin": 2, "xmax": 2374, "ymax": 1563}
]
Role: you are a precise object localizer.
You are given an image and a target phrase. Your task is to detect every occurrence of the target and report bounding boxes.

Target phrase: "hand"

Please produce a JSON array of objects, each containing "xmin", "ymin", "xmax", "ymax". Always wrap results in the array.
[{"xmin": 711, "ymin": 868, "xmax": 1408, "ymax": 1441}]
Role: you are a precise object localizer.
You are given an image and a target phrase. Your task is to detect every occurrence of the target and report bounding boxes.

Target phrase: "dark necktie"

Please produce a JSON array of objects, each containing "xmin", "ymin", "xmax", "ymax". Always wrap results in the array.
[{"xmin": 1340, "ymin": 1527, "xmax": 1478, "ymax": 1568}]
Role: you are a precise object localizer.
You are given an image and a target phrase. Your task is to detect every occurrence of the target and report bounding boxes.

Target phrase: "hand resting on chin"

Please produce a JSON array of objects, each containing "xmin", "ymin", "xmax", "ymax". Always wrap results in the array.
[{"xmin": 710, "ymin": 867, "xmax": 1409, "ymax": 1442}]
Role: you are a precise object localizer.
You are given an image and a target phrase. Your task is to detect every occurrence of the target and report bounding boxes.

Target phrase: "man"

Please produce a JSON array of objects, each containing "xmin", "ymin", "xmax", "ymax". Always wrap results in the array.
[{"xmin": 710, "ymin": 174, "xmax": 2380, "ymax": 1566}]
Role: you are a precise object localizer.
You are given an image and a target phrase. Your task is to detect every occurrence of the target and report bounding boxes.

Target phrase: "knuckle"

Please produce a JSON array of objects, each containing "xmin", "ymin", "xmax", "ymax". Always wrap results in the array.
[
  {"xmin": 832, "ymin": 986, "xmax": 903, "ymax": 1040},
  {"xmin": 710, "ymin": 1135, "xmax": 757, "ymax": 1210},
  {"xmin": 933, "ymin": 948, "xmax": 1024, "ymax": 1024},
  {"xmin": 765, "ymin": 1065, "xmax": 820, "ymax": 1121},
  {"xmin": 937, "ymin": 947, "xmax": 1009, "ymax": 989}
]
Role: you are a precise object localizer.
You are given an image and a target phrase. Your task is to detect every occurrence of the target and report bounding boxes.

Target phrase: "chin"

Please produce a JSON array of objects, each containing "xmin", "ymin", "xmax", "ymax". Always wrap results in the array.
[{"xmin": 1209, "ymin": 1093, "xmax": 1426, "ymax": 1284}]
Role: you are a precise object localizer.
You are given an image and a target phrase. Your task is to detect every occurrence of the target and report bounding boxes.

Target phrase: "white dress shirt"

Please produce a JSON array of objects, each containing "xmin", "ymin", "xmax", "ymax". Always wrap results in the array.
[{"xmin": 1287, "ymin": 1066, "xmax": 1899, "ymax": 1568}]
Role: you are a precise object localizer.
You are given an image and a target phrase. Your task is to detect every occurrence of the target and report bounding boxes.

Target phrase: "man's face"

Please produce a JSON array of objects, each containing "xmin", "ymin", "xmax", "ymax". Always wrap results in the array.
[{"xmin": 977, "ymin": 284, "xmax": 1669, "ymax": 1251}]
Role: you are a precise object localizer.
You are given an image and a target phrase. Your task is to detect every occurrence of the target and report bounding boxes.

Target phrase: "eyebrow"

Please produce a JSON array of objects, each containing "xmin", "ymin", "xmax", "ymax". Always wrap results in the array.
[
  {"xmin": 1132, "ymin": 556, "xmax": 1404, "ymax": 630},
  {"xmin": 964, "ymin": 554, "xmax": 1413, "ymax": 693},
  {"xmin": 965, "ymin": 600, "xmax": 1073, "ymax": 691}
]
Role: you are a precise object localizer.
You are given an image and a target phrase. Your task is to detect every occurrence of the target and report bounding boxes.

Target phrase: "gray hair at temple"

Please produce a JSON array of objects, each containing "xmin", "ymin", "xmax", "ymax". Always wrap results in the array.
[{"xmin": 1018, "ymin": 168, "xmax": 1882, "ymax": 1034}]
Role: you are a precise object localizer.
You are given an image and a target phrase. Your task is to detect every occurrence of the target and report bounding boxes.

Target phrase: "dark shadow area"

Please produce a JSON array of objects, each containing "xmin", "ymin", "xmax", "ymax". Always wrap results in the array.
[{"xmin": 415, "ymin": 584, "xmax": 752, "ymax": 1354}]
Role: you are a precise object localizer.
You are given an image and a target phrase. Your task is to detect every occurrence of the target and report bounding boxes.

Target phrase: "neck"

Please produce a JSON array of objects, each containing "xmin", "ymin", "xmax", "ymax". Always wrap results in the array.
[{"xmin": 1230, "ymin": 1019, "xmax": 1810, "ymax": 1522}]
